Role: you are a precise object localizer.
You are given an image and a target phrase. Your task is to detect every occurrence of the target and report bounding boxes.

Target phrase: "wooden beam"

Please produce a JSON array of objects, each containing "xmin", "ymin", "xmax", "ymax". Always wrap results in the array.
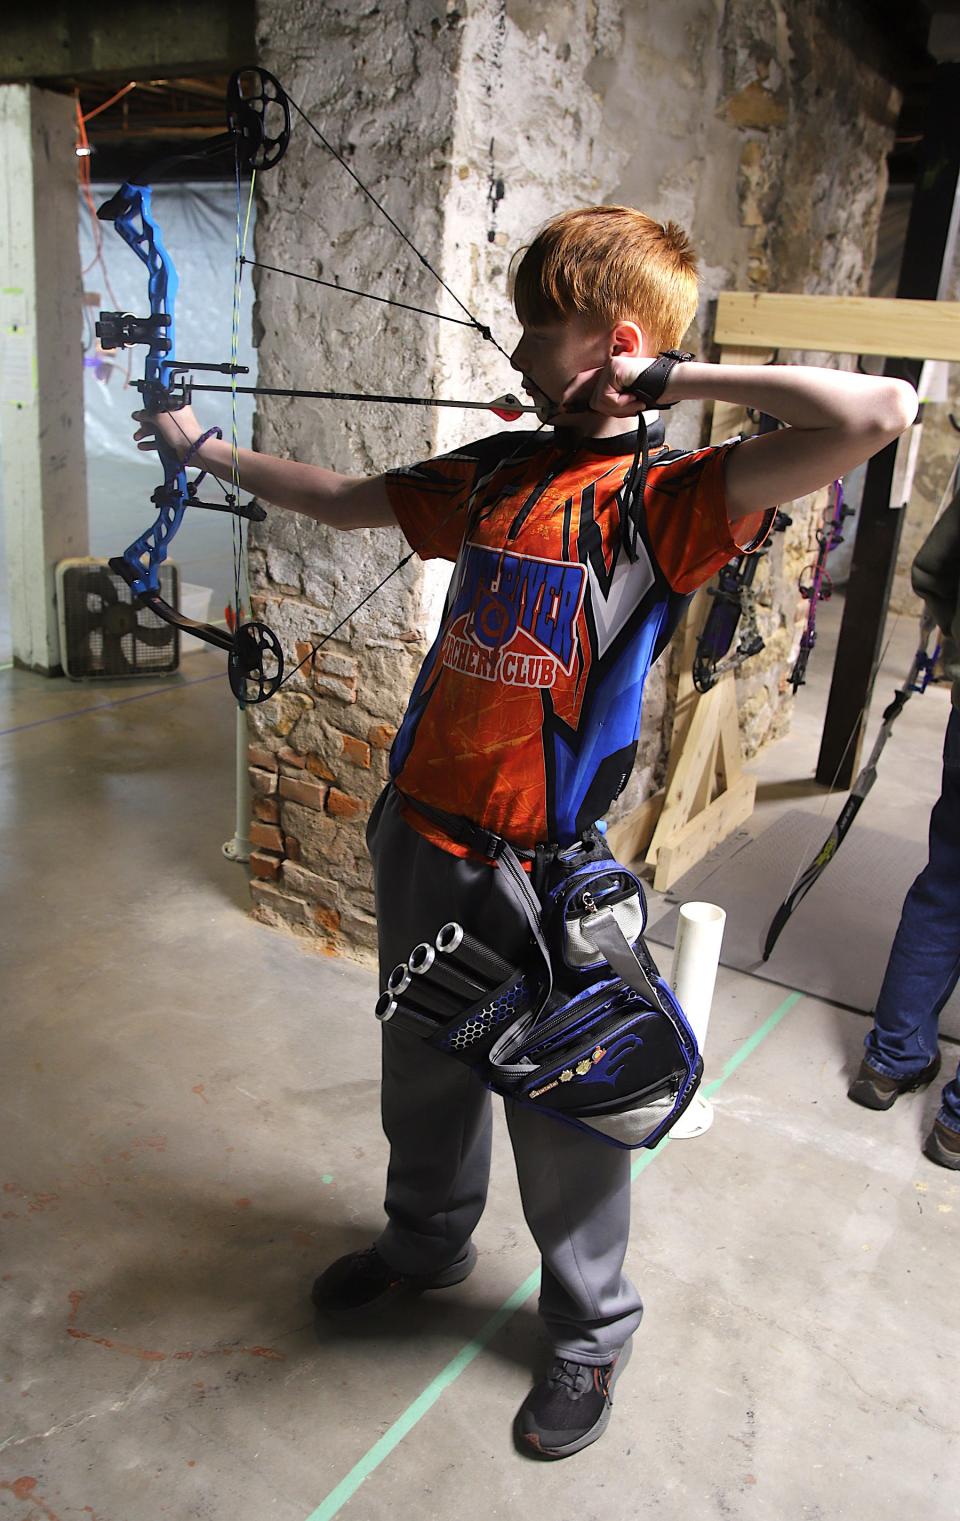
[
  {"xmin": 652, "ymin": 775, "xmax": 756, "ymax": 893},
  {"xmin": 715, "ymin": 291, "xmax": 960, "ymax": 362},
  {"xmin": 606, "ymin": 789, "xmax": 665, "ymax": 865}
]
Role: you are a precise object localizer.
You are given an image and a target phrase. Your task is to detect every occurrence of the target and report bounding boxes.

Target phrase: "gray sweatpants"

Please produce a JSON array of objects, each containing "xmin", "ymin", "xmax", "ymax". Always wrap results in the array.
[{"xmin": 367, "ymin": 784, "xmax": 644, "ymax": 1363}]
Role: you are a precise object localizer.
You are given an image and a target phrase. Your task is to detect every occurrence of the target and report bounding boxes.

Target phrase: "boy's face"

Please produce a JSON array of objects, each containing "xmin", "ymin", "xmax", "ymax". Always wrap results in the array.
[{"xmin": 509, "ymin": 314, "xmax": 646, "ymax": 428}]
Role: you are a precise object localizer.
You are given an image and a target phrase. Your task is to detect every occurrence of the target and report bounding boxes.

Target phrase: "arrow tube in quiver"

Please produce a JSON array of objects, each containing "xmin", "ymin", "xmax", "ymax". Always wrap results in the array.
[
  {"xmin": 407, "ymin": 943, "xmax": 490, "ymax": 1001},
  {"xmin": 434, "ymin": 922, "xmax": 514, "ymax": 985}
]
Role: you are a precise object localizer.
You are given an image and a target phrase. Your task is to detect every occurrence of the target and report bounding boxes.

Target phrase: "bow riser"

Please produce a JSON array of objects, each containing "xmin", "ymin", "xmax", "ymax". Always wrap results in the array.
[
  {"xmin": 98, "ymin": 183, "xmax": 191, "ymax": 601},
  {"xmin": 789, "ymin": 480, "xmax": 853, "ymax": 693},
  {"xmin": 96, "ymin": 158, "xmax": 285, "ymax": 705}
]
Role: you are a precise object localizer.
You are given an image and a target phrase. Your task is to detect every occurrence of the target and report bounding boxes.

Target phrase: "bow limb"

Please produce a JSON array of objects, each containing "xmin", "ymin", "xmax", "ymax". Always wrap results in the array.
[
  {"xmin": 762, "ymin": 613, "xmax": 939, "ymax": 961},
  {"xmin": 98, "ymin": 180, "xmax": 196, "ymax": 597}
]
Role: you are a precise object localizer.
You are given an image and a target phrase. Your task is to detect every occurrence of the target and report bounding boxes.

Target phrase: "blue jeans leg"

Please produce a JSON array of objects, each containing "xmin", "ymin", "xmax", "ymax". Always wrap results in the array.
[{"xmin": 865, "ymin": 706, "xmax": 960, "ymax": 1130}]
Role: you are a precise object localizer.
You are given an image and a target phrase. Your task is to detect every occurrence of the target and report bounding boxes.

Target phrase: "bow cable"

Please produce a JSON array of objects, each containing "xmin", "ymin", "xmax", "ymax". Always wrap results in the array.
[
  {"xmin": 238, "ymin": 256, "xmax": 481, "ymax": 328},
  {"xmin": 286, "ymin": 95, "xmax": 514, "ymax": 364},
  {"xmin": 204, "ymin": 78, "xmax": 563, "ymax": 699}
]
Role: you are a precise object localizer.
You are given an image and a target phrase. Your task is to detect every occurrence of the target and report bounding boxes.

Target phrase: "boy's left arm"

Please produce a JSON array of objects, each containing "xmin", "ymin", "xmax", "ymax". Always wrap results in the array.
[{"xmin": 657, "ymin": 362, "xmax": 918, "ymax": 522}]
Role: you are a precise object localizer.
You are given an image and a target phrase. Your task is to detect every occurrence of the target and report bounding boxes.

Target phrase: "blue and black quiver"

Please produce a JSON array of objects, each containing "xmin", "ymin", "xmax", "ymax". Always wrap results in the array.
[{"xmin": 375, "ymin": 815, "xmax": 702, "ymax": 1150}]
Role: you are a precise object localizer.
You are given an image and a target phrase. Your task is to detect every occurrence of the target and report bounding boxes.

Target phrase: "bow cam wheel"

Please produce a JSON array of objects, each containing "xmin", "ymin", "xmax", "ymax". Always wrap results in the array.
[
  {"xmin": 228, "ymin": 621, "xmax": 284, "ymax": 705},
  {"xmin": 227, "ymin": 68, "xmax": 291, "ymax": 172}
]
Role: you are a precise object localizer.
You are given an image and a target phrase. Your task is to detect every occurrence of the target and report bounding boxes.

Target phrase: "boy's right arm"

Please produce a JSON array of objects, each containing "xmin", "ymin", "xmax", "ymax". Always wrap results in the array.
[{"xmin": 132, "ymin": 404, "xmax": 397, "ymax": 530}]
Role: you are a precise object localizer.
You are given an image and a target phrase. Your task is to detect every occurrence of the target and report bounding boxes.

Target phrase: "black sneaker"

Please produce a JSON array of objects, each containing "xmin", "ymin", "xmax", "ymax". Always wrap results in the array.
[
  {"xmin": 515, "ymin": 1339, "xmax": 633, "ymax": 1459},
  {"xmin": 923, "ymin": 1118, "xmax": 960, "ymax": 1170},
  {"xmin": 311, "ymin": 1241, "xmax": 477, "ymax": 1312},
  {"xmin": 847, "ymin": 1050, "xmax": 941, "ymax": 1111}
]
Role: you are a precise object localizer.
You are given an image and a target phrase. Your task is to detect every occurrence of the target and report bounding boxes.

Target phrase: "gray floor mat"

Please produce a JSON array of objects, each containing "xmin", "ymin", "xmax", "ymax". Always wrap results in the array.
[{"xmin": 646, "ymin": 808, "xmax": 960, "ymax": 1041}]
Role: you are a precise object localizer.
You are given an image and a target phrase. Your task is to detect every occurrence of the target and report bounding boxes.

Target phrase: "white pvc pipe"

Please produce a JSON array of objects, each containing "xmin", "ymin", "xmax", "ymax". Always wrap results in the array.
[
  {"xmin": 669, "ymin": 901, "xmax": 726, "ymax": 1139},
  {"xmin": 222, "ymin": 705, "xmax": 252, "ymax": 863}
]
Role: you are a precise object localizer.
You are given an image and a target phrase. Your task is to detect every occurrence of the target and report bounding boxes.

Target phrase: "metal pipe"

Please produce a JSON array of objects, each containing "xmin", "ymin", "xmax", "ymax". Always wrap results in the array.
[
  {"xmin": 375, "ymin": 993, "xmax": 397, "ymax": 1022},
  {"xmin": 408, "ymin": 943, "xmax": 436, "ymax": 974}
]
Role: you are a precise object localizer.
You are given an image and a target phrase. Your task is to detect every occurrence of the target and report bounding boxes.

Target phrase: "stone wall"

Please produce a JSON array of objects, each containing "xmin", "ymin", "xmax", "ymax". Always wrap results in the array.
[{"xmin": 249, "ymin": 0, "xmax": 901, "ymax": 958}]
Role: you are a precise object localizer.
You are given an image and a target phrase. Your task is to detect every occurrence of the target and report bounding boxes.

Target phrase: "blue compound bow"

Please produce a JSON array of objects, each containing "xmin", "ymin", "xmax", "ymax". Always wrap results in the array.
[
  {"xmin": 95, "ymin": 68, "xmax": 292, "ymax": 704},
  {"xmin": 93, "ymin": 67, "xmax": 537, "ymax": 706}
]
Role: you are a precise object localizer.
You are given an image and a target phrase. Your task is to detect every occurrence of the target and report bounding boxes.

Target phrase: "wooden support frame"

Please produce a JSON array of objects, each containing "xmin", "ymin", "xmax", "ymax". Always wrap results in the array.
[
  {"xmin": 714, "ymin": 292, "xmax": 960, "ymax": 362},
  {"xmin": 608, "ymin": 297, "xmax": 960, "ymax": 892}
]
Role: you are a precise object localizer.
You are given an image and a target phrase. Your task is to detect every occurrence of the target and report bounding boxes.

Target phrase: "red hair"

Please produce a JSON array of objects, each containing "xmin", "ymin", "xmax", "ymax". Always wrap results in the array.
[{"xmin": 511, "ymin": 205, "xmax": 699, "ymax": 351}]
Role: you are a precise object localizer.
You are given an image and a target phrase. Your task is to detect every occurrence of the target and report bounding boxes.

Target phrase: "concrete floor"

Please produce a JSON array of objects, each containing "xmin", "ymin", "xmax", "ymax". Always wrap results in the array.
[{"xmin": 1, "ymin": 597, "xmax": 957, "ymax": 1521}]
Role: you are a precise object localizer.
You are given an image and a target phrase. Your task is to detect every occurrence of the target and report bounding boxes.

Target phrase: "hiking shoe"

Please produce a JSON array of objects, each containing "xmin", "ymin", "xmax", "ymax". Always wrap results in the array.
[
  {"xmin": 847, "ymin": 1051, "xmax": 941, "ymax": 1111},
  {"xmin": 311, "ymin": 1241, "xmax": 477, "ymax": 1312},
  {"xmin": 924, "ymin": 1118, "xmax": 960, "ymax": 1170},
  {"xmin": 515, "ymin": 1339, "xmax": 633, "ymax": 1459}
]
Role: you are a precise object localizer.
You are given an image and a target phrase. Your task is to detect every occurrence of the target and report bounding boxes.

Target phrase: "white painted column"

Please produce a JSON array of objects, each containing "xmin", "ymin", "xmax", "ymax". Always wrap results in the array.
[{"xmin": 0, "ymin": 84, "xmax": 88, "ymax": 673}]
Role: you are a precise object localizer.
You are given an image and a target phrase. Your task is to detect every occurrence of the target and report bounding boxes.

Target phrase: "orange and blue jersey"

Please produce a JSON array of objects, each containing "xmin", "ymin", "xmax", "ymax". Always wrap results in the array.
[{"xmin": 384, "ymin": 426, "xmax": 771, "ymax": 855}]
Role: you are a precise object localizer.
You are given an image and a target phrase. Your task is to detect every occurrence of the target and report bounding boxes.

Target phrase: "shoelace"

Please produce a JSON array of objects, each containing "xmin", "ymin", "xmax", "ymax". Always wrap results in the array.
[
  {"xmin": 549, "ymin": 1360, "xmax": 590, "ymax": 1394},
  {"xmin": 549, "ymin": 1358, "xmax": 615, "ymax": 1405},
  {"xmin": 551, "ymin": 1358, "xmax": 617, "ymax": 1406}
]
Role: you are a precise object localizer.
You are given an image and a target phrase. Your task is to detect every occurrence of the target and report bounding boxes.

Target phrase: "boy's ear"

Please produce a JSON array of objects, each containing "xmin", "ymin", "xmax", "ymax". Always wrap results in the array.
[{"xmin": 608, "ymin": 320, "xmax": 647, "ymax": 359}]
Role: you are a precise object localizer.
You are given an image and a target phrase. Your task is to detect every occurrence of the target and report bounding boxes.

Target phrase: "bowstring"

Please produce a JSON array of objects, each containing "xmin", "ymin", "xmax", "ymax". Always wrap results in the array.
[
  {"xmin": 236, "ymin": 89, "xmax": 560, "ymax": 691},
  {"xmin": 238, "ymin": 256, "xmax": 478, "ymax": 329},
  {"xmin": 232, "ymin": 153, "xmax": 257, "ymax": 632},
  {"xmin": 286, "ymin": 96, "xmax": 515, "ymax": 368}
]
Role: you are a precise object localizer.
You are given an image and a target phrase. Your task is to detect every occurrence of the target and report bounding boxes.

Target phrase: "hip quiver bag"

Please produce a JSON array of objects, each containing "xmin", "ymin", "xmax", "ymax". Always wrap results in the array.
[{"xmin": 382, "ymin": 797, "xmax": 702, "ymax": 1150}]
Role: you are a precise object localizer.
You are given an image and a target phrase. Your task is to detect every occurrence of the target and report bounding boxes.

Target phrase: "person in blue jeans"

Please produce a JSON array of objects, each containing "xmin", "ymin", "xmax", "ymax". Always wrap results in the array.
[{"xmin": 849, "ymin": 486, "xmax": 960, "ymax": 1169}]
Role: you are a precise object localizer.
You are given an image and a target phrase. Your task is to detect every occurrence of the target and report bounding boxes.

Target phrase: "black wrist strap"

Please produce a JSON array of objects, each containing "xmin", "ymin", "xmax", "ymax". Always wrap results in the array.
[{"xmin": 626, "ymin": 349, "xmax": 694, "ymax": 408}]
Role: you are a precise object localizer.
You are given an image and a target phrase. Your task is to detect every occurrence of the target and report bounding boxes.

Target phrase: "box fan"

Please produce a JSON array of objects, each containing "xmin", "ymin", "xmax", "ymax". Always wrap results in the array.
[{"xmin": 56, "ymin": 558, "xmax": 180, "ymax": 680}]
